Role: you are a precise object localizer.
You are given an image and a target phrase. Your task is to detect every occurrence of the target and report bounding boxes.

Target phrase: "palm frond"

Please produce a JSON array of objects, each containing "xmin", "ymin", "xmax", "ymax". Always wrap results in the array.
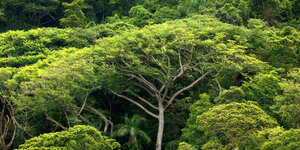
[{"xmin": 137, "ymin": 130, "xmax": 151, "ymax": 144}]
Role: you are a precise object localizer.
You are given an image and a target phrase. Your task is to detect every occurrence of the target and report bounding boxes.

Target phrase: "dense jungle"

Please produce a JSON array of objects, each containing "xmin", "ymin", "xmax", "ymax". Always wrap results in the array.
[{"xmin": 0, "ymin": 0, "xmax": 299, "ymax": 149}]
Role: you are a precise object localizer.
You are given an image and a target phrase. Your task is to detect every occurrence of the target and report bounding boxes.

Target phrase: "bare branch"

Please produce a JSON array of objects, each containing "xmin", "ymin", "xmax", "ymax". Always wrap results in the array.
[
  {"xmin": 64, "ymin": 111, "xmax": 70, "ymax": 128},
  {"xmin": 77, "ymin": 91, "xmax": 89, "ymax": 117},
  {"xmin": 162, "ymin": 53, "xmax": 171, "ymax": 75},
  {"xmin": 138, "ymin": 74, "xmax": 159, "ymax": 93},
  {"xmin": 6, "ymin": 119, "xmax": 16, "ymax": 148},
  {"xmin": 144, "ymin": 62, "xmax": 166, "ymax": 79},
  {"xmin": 172, "ymin": 52, "xmax": 192, "ymax": 82},
  {"xmin": 158, "ymin": 83, "xmax": 166, "ymax": 94},
  {"xmin": 165, "ymin": 71, "xmax": 210, "ymax": 109},
  {"xmin": 125, "ymin": 90, "xmax": 158, "ymax": 110},
  {"xmin": 214, "ymin": 67, "xmax": 224, "ymax": 96},
  {"xmin": 161, "ymin": 86, "xmax": 169, "ymax": 102},
  {"xmin": 0, "ymin": 98, "xmax": 17, "ymax": 149},
  {"xmin": 142, "ymin": 49, "xmax": 168, "ymax": 75},
  {"xmin": 132, "ymin": 81, "xmax": 156, "ymax": 97},
  {"xmin": 45, "ymin": 113, "xmax": 67, "ymax": 130},
  {"xmin": 110, "ymin": 90, "xmax": 159, "ymax": 119},
  {"xmin": 215, "ymin": 78, "xmax": 222, "ymax": 97},
  {"xmin": 77, "ymin": 86, "xmax": 102, "ymax": 117},
  {"xmin": 85, "ymin": 105, "xmax": 113, "ymax": 133},
  {"xmin": 126, "ymin": 74, "xmax": 158, "ymax": 94}
]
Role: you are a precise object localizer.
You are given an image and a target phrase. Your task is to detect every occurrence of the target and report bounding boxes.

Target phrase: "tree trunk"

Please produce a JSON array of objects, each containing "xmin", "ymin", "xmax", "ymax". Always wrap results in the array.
[{"xmin": 156, "ymin": 105, "xmax": 164, "ymax": 150}]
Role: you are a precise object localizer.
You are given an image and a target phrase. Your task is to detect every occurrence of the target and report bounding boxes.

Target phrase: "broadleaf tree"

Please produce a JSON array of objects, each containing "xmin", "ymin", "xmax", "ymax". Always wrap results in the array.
[{"xmin": 96, "ymin": 16, "xmax": 269, "ymax": 150}]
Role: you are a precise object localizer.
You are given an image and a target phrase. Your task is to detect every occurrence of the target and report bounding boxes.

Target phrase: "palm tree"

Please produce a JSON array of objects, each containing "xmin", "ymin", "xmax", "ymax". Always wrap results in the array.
[{"xmin": 114, "ymin": 114, "xmax": 151, "ymax": 150}]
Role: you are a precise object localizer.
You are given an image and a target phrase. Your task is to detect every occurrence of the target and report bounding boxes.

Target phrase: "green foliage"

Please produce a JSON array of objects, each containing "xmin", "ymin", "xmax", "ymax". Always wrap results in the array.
[
  {"xmin": 250, "ymin": 127, "xmax": 300, "ymax": 150},
  {"xmin": 98, "ymin": 14, "xmax": 271, "ymax": 92},
  {"xmin": 201, "ymin": 138, "xmax": 226, "ymax": 150},
  {"xmin": 0, "ymin": 0, "xmax": 298, "ymax": 32},
  {"xmin": 0, "ymin": 19, "xmax": 136, "ymax": 140},
  {"xmin": 248, "ymin": 19, "xmax": 268, "ymax": 29},
  {"xmin": 114, "ymin": 114, "xmax": 150, "ymax": 149},
  {"xmin": 0, "ymin": 12, "xmax": 299, "ymax": 149},
  {"xmin": 105, "ymin": 14, "xmax": 122, "ymax": 23},
  {"xmin": 0, "ymin": 23, "xmax": 134, "ymax": 67},
  {"xmin": 178, "ymin": 142, "xmax": 196, "ymax": 150},
  {"xmin": 165, "ymin": 140, "xmax": 180, "ymax": 150},
  {"xmin": 266, "ymin": 30, "xmax": 299, "ymax": 69},
  {"xmin": 214, "ymin": 86, "xmax": 246, "ymax": 104},
  {"xmin": 242, "ymin": 72, "xmax": 281, "ymax": 107},
  {"xmin": 8, "ymin": 47, "xmax": 105, "ymax": 135},
  {"xmin": 60, "ymin": 0, "xmax": 88, "ymax": 28},
  {"xmin": 108, "ymin": 0, "xmax": 140, "ymax": 16},
  {"xmin": 0, "ymin": 8, "xmax": 7, "ymax": 24},
  {"xmin": 0, "ymin": 67, "xmax": 17, "ymax": 100},
  {"xmin": 215, "ymin": 3, "xmax": 244, "ymax": 25},
  {"xmin": 178, "ymin": 0, "xmax": 298, "ymax": 25},
  {"xmin": 128, "ymin": 5, "xmax": 153, "ymax": 27},
  {"xmin": 94, "ymin": 14, "xmax": 271, "ymax": 149},
  {"xmin": 271, "ymin": 69, "xmax": 300, "ymax": 129},
  {"xmin": 0, "ymin": 67, "xmax": 17, "ymax": 83},
  {"xmin": 153, "ymin": 7, "xmax": 180, "ymax": 24},
  {"xmin": 17, "ymin": 125, "xmax": 120, "ymax": 150},
  {"xmin": 1, "ymin": 0, "xmax": 60, "ymax": 29},
  {"xmin": 197, "ymin": 102, "xmax": 278, "ymax": 149},
  {"xmin": 181, "ymin": 93, "xmax": 213, "ymax": 149},
  {"xmin": 142, "ymin": 0, "xmax": 179, "ymax": 11},
  {"xmin": 129, "ymin": 5, "xmax": 152, "ymax": 19},
  {"xmin": 245, "ymin": 19, "xmax": 299, "ymax": 70},
  {"xmin": 85, "ymin": 21, "xmax": 96, "ymax": 28}
]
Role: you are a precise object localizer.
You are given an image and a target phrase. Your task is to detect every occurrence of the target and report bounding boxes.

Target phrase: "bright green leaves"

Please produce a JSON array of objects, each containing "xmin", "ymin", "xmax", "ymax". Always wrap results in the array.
[
  {"xmin": 178, "ymin": 0, "xmax": 298, "ymax": 26},
  {"xmin": 214, "ymin": 86, "xmax": 246, "ymax": 104},
  {"xmin": 178, "ymin": 142, "xmax": 197, "ymax": 150},
  {"xmin": 8, "ymin": 47, "xmax": 104, "ymax": 134},
  {"xmin": 242, "ymin": 72, "xmax": 281, "ymax": 106},
  {"xmin": 0, "ymin": 24, "xmax": 133, "ymax": 67},
  {"xmin": 153, "ymin": 7, "xmax": 180, "ymax": 24},
  {"xmin": 128, "ymin": 6, "xmax": 153, "ymax": 27},
  {"xmin": 250, "ymin": 127, "xmax": 300, "ymax": 150},
  {"xmin": 267, "ymin": 28, "xmax": 299, "ymax": 69},
  {"xmin": 248, "ymin": 19, "xmax": 267, "ymax": 29},
  {"xmin": 181, "ymin": 94, "xmax": 213, "ymax": 149},
  {"xmin": 0, "ymin": 12, "xmax": 298, "ymax": 149},
  {"xmin": 271, "ymin": 69, "xmax": 300, "ymax": 128},
  {"xmin": 197, "ymin": 102, "xmax": 278, "ymax": 149},
  {"xmin": 244, "ymin": 19, "xmax": 299, "ymax": 70},
  {"xmin": 17, "ymin": 125, "xmax": 120, "ymax": 150},
  {"xmin": 13, "ymin": 47, "xmax": 97, "ymax": 108},
  {"xmin": 60, "ymin": 0, "xmax": 89, "ymax": 28},
  {"xmin": 215, "ymin": 3, "xmax": 244, "ymax": 25},
  {"xmin": 129, "ymin": 6, "xmax": 152, "ymax": 20}
]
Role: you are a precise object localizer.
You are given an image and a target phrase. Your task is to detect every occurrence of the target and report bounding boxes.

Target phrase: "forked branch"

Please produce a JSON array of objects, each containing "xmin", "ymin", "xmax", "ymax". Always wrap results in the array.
[
  {"xmin": 110, "ymin": 90, "xmax": 159, "ymax": 119},
  {"xmin": 165, "ymin": 71, "xmax": 210, "ymax": 109}
]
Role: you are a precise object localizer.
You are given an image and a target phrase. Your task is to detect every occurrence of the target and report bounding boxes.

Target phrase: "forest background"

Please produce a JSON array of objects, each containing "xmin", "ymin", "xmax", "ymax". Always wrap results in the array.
[{"xmin": 0, "ymin": 0, "xmax": 299, "ymax": 149}]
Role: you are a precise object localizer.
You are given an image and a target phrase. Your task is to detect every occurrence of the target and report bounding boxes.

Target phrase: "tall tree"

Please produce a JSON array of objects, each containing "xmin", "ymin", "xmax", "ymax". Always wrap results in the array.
[{"xmin": 98, "ymin": 17, "xmax": 266, "ymax": 150}]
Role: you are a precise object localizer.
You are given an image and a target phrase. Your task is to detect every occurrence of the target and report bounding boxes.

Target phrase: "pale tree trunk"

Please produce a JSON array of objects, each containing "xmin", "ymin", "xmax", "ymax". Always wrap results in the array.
[{"xmin": 156, "ymin": 102, "xmax": 164, "ymax": 150}]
